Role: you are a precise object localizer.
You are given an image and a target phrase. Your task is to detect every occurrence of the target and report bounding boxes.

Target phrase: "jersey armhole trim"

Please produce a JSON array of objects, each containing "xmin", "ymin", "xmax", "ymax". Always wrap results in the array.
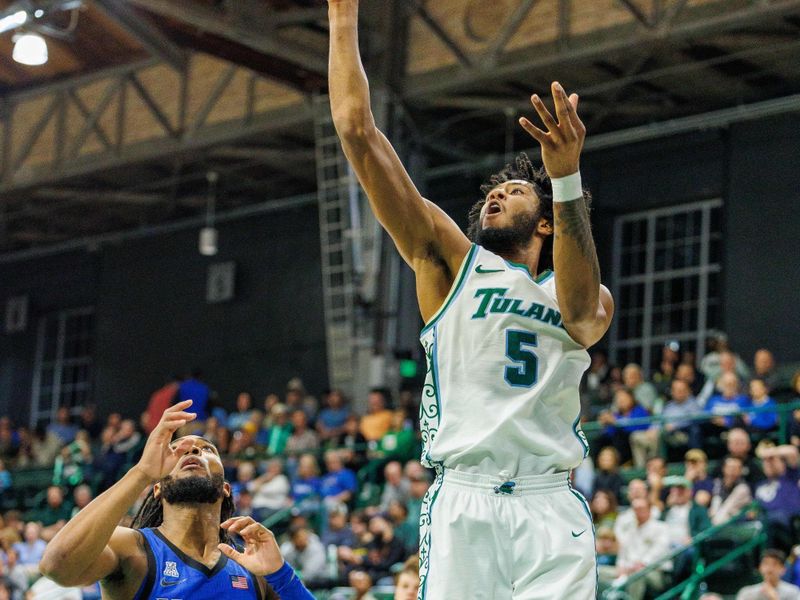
[
  {"xmin": 132, "ymin": 530, "xmax": 156, "ymax": 600},
  {"xmin": 420, "ymin": 243, "xmax": 478, "ymax": 335}
]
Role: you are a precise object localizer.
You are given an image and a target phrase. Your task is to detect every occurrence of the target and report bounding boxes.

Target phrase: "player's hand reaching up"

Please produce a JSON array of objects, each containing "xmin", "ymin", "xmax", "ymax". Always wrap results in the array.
[
  {"xmin": 519, "ymin": 81, "xmax": 586, "ymax": 178},
  {"xmin": 218, "ymin": 517, "xmax": 285, "ymax": 577},
  {"xmin": 133, "ymin": 400, "xmax": 197, "ymax": 483}
]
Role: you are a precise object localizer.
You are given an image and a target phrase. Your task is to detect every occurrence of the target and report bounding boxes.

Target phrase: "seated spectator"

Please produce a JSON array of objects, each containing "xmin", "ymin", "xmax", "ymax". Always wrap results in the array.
[
  {"xmin": 316, "ymin": 390, "xmax": 351, "ymax": 443},
  {"xmin": 332, "ymin": 415, "xmax": 368, "ymax": 471},
  {"xmin": 77, "ymin": 405, "xmax": 102, "ymax": 441},
  {"xmin": 264, "ymin": 404, "xmax": 292, "ymax": 456},
  {"xmin": 377, "ymin": 461, "xmax": 411, "ymax": 514},
  {"xmin": 286, "ymin": 410, "xmax": 320, "ymax": 456},
  {"xmin": 372, "ymin": 410, "xmax": 416, "ymax": 463},
  {"xmin": 234, "ymin": 488, "xmax": 254, "ymax": 518},
  {"xmin": 47, "ymin": 407, "xmax": 78, "ymax": 446},
  {"xmin": 339, "ymin": 511, "xmax": 374, "ymax": 577},
  {"xmin": 360, "ymin": 390, "xmax": 394, "ymax": 442},
  {"xmin": 0, "ymin": 462, "xmax": 10, "ymax": 497},
  {"xmin": 70, "ymin": 484, "xmax": 93, "ymax": 518},
  {"xmin": 291, "ymin": 454, "xmax": 322, "ymax": 517},
  {"xmin": 591, "ymin": 489, "xmax": 618, "ymax": 529},
  {"xmin": 321, "ymin": 503, "xmax": 355, "ymax": 548},
  {"xmin": 752, "ymin": 348, "xmax": 781, "ymax": 392},
  {"xmin": 704, "ymin": 372, "xmax": 749, "ymax": 431},
  {"xmin": 708, "ymin": 456, "xmax": 752, "ymax": 525},
  {"xmin": 227, "ymin": 392, "xmax": 255, "ymax": 432},
  {"xmin": 716, "ymin": 428, "xmax": 765, "ymax": 489},
  {"xmin": 700, "ymin": 345, "xmax": 750, "ymax": 395},
  {"xmin": 320, "ymin": 450, "xmax": 358, "ymax": 509},
  {"xmin": 27, "ymin": 485, "xmax": 72, "ymax": 531},
  {"xmin": 646, "ymin": 456, "xmax": 669, "ymax": 511},
  {"xmin": 684, "ymin": 449, "xmax": 714, "ymax": 496},
  {"xmin": 12, "ymin": 522, "xmax": 46, "ymax": 575},
  {"xmin": 652, "ymin": 341, "xmax": 680, "ymax": 398},
  {"xmin": 249, "ymin": 458, "xmax": 291, "ymax": 520},
  {"xmin": 279, "ymin": 525, "xmax": 328, "ymax": 585},
  {"xmin": 348, "ymin": 570, "xmax": 377, "ymax": 600},
  {"xmin": 660, "ymin": 378, "xmax": 702, "ymax": 450},
  {"xmin": 676, "ymin": 363, "xmax": 703, "ymax": 398},
  {"xmin": 593, "ymin": 447, "xmax": 624, "ymax": 501},
  {"xmin": 614, "ymin": 479, "xmax": 661, "ymax": 543},
  {"xmin": 201, "ymin": 415, "xmax": 229, "ymax": 454},
  {"xmin": 581, "ymin": 349, "xmax": 613, "ymax": 417},
  {"xmin": 745, "ymin": 378, "xmax": 778, "ymax": 432},
  {"xmin": 394, "ymin": 556, "xmax": 420, "ymax": 600},
  {"xmin": 596, "ymin": 388, "xmax": 650, "ymax": 465},
  {"xmin": 362, "ymin": 515, "xmax": 406, "ymax": 584},
  {"xmin": 0, "ymin": 512, "xmax": 22, "ymax": 547},
  {"xmin": 230, "ymin": 460, "xmax": 255, "ymax": 502},
  {"xmin": 622, "ymin": 363, "xmax": 659, "ymax": 413},
  {"xmin": 404, "ymin": 469, "xmax": 430, "ymax": 552},
  {"xmin": 661, "ymin": 476, "xmax": 711, "ymax": 547},
  {"xmin": 754, "ymin": 444, "xmax": 800, "ymax": 553},
  {"xmin": 595, "ymin": 526, "xmax": 618, "ymax": 568},
  {"xmin": 736, "ymin": 549, "xmax": 800, "ymax": 600},
  {"xmin": 52, "ymin": 432, "xmax": 92, "ymax": 490},
  {"xmin": 614, "ymin": 497, "xmax": 671, "ymax": 600},
  {"xmin": 261, "ymin": 393, "xmax": 281, "ymax": 427},
  {"xmin": 15, "ymin": 425, "xmax": 60, "ymax": 468},
  {"xmin": 386, "ymin": 500, "xmax": 417, "ymax": 554},
  {"xmin": 4, "ymin": 547, "xmax": 29, "ymax": 600}
]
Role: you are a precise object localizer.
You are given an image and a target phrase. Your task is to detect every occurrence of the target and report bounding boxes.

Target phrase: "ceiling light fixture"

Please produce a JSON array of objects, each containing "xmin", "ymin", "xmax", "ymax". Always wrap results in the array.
[
  {"xmin": 12, "ymin": 32, "xmax": 48, "ymax": 66},
  {"xmin": 0, "ymin": 10, "xmax": 27, "ymax": 34}
]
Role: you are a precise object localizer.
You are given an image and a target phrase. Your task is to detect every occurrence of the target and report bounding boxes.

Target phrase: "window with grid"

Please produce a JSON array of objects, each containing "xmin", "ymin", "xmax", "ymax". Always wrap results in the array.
[
  {"xmin": 610, "ymin": 200, "xmax": 722, "ymax": 374},
  {"xmin": 30, "ymin": 308, "xmax": 94, "ymax": 426}
]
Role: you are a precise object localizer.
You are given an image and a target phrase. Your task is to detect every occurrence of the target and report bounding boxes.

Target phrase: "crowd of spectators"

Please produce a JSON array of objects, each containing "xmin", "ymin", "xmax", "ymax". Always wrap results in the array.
[
  {"xmin": 0, "ymin": 335, "xmax": 798, "ymax": 598},
  {"xmin": 579, "ymin": 337, "xmax": 800, "ymax": 599}
]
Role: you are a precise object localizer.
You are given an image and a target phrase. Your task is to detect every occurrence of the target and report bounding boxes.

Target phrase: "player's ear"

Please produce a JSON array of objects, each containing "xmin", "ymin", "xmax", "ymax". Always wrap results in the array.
[
  {"xmin": 153, "ymin": 482, "xmax": 161, "ymax": 500},
  {"xmin": 223, "ymin": 481, "xmax": 231, "ymax": 498},
  {"xmin": 537, "ymin": 217, "xmax": 553, "ymax": 237}
]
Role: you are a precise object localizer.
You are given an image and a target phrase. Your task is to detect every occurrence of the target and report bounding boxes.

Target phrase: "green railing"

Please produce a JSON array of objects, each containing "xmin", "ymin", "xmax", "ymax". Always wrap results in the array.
[{"xmin": 601, "ymin": 503, "xmax": 767, "ymax": 600}]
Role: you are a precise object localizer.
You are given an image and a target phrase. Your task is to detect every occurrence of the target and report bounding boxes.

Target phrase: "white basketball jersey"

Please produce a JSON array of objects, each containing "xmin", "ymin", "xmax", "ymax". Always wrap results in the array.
[{"xmin": 419, "ymin": 244, "xmax": 591, "ymax": 476}]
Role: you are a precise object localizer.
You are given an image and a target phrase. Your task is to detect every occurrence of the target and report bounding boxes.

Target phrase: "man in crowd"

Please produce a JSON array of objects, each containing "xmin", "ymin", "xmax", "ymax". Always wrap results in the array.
[
  {"xmin": 615, "ymin": 497, "xmax": 671, "ymax": 600},
  {"xmin": 718, "ymin": 428, "xmax": 765, "ymax": 489},
  {"xmin": 736, "ymin": 549, "xmax": 800, "ymax": 600},
  {"xmin": 708, "ymin": 457, "xmax": 752, "ymax": 525},
  {"xmin": 280, "ymin": 525, "xmax": 328, "ymax": 586},
  {"xmin": 622, "ymin": 364, "xmax": 659, "ymax": 413},
  {"xmin": 754, "ymin": 444, "xmax": 800, "ymax": 552}
]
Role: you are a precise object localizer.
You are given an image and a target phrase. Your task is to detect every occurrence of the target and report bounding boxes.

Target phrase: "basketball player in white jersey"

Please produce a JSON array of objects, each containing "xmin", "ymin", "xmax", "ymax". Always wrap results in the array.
[{"xmin": 328, "ymin": 2, "xmax": 614, "ymax": 597}]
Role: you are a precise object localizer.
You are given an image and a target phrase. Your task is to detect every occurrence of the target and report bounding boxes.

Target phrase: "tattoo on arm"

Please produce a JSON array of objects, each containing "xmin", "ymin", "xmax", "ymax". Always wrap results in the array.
[{"xmin": 554, "ymin": 199, "xmax": 600, "ymax": 283}]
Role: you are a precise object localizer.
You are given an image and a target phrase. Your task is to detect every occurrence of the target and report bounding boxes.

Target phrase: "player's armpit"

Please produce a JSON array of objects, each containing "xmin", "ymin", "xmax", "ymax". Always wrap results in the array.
[
  {"xmin": 562, "ymin": 285, "xmax": 614, "ymax": 348},
  {"xmin": 68, "ymin": 527, "xmax": 142, "ymax": 588}
]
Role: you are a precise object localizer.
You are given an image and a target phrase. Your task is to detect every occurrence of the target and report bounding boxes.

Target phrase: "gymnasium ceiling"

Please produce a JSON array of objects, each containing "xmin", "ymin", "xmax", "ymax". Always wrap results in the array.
[{"xmin": 1, "ymin": 0, "xmax": 800, "ymax": 254}]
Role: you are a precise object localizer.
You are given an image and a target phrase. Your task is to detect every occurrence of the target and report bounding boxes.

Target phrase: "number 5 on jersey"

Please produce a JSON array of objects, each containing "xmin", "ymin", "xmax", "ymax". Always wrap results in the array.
[{"xmin": 505, "ymin": 330, "xmax": 539, "ymax": 388}]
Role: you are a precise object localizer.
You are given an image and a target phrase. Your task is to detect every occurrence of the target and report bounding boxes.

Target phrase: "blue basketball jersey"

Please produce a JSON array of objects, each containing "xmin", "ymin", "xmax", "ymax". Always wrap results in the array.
[{"xmin": 133, "ymin": 528, "xmax": 262, "ymax": 600}]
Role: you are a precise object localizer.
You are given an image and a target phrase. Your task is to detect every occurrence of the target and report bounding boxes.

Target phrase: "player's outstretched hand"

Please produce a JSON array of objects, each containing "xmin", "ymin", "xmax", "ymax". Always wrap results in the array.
[
  {"xmin": 518, "ymin": 81, "xmax": 586, "ymax": 178},
  {"xmin": 133, "ymin": 400, "xmax": 197, "ymax": 483},
  {"xmin": 218, "ymin": 517, "xmax": 285, "ymax": 577}
]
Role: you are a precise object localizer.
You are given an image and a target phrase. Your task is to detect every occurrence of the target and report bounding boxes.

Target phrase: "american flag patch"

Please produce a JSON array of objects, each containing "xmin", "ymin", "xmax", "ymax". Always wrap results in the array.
[{"xmin": 230, "ymin": 575, "xmax": 249, "ymax": 590}]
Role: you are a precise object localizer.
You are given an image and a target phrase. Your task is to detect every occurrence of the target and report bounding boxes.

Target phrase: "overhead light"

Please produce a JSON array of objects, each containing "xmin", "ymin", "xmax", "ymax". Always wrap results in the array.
[
  {"xmin": 34, "ymin": 9, "xmax": 44, "ymax": 18},
  {"xmin": 12, "ymin": 33, "xmax": 48, "ymax": 66},
  {"xmin": 0, "ymin": 10, "xmax": 28, "ymax": 34}
]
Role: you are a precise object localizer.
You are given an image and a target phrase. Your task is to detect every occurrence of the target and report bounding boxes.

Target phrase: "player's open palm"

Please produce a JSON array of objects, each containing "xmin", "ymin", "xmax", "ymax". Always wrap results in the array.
[
  {"xmin": 519, "ymin": 81, "xmax": 586, "ymax": 179},
  {"xmin": 135, "ymin": 399, "xmax": 197, "ymax": 482},
  {"xmin": 218, "ymin": 517, "xmax": 285, "ymax": 577}
]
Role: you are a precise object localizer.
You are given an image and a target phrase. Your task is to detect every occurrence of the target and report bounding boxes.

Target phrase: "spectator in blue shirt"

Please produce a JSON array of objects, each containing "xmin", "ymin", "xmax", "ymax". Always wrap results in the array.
[
  {"xmin": 704, "ymin": 372, "xmax": 749, "ymax": 430},
  {"xmin": 292, "ymin": 454, "xmax": 322, "ymax": 518},
  {"xmin": 47, "ymin": 406, "xmax": 79, "ymax": 445},
  {"xmin": 227, "ymin": 392, "xmax": 255, "ymax": 432},
  {"xmin": 320, "ymin": 449, "xmax": 358, "ymax": 509},
  {"xmin": 316, "ymin": 390, "xmax": 351, "ymax": 443},
  {"xmin": 596, "ymin": 388, "xmax": 650, "ymax": 465},
  {"xmin": 177, "ymin": 370, "xmax": 210, "ymax": 421},
  {"xmin": 745, "ymin": 378, "xmax": 778, "ymax": 432},
  {"xmin": 12, "ymin": 522, "xmax": 46, "ymax": 573}
]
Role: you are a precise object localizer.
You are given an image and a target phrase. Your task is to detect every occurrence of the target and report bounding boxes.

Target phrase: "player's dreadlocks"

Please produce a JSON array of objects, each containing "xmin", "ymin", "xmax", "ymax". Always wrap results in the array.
[{"xmin": 130, "ymin": 484, "xmax": 236, "ymax": 544}]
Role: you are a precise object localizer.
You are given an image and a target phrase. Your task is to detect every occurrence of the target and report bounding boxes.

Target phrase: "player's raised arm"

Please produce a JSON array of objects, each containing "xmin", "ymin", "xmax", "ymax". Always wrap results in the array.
[
  {"xmin": 327, "ymin": 1, "xmax": 469, "ymax": 293},
  {"xmin": 39, "ymin": 401, "xmax": 197, "ymax": 587},
  {"xmin": 519, "ymin": 82, "xmax": 614, "ymax": 348}
]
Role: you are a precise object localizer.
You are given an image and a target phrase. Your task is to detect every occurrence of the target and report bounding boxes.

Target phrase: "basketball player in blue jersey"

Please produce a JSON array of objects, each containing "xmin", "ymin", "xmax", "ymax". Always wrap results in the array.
[
  {"xmin": 328, "ymin": 1, "xmax": 614, "ymax": 597},
  {"xmin": 40, "ymin": 400, "xmax": 314, "ymax": 599}
]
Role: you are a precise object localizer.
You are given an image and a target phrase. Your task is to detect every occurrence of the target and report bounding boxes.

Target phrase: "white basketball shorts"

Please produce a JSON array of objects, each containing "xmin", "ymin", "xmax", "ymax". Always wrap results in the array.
[{"xmin": 417, "ymin": 469, "xmax": 597, "ymax": 600}]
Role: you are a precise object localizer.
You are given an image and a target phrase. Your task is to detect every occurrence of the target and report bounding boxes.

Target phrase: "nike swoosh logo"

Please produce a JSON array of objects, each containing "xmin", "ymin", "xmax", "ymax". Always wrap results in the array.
[
  {"xmin": 475, "ymin": 265, "xmax": 504, "ymax": 274},
  {"xmin": 571, "ymin": 529, "xmax": 587, "ymax": 538},
  {"xmin": 161, "ymin": 578, "xmax": 187, "ymax": 587}
]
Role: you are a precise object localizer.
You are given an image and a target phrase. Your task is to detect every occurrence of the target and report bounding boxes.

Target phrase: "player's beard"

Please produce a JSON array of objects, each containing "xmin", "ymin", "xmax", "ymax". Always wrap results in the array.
[
  {"xmin": 477, "ymin": 211, "xmax": 539, "ymax": 254},
  {"xmin": 160, "ymin": 473, "xmax": 225, "ymax": 505}
]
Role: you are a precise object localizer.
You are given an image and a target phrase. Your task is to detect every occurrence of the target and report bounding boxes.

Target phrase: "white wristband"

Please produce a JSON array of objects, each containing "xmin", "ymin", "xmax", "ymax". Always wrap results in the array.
[{"xmin": 551, "ymin": 172, "xmax": 582, "ymax": 203}]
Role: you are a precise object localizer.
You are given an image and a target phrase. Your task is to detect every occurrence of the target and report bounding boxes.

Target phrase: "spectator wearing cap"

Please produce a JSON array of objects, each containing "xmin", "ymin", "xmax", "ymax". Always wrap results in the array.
[
  {"xmin": 359, "ymin": 390, "xmax": 394, "ymax": 442},
  {"xmin": 745, "ymin": 379, "xmax": 778, "ymax": 432},
  {"xmin": 736, "ymin": 549, "xmax": 800, "ymax": 600},
  {"xmin": 753, "ymin": 349, "xmax": 781, "ymax": 392},
  {"xmin": 754, "ymin": 444, "xmax": 800, "ymax": 553},
  {"xmin": 684, "ymin": 449, "xmax": 714, "ymax": 496},
  {"xmin": 708, "ymin": 456, "xmax": 752, "ymax": 525},
  {"xmin": 661, "ymin": 475, "xmax": 711, "ymax": 579},
  {"xmin": 622, "ymin": 364, "xmax": 659, "ymax": 413}
]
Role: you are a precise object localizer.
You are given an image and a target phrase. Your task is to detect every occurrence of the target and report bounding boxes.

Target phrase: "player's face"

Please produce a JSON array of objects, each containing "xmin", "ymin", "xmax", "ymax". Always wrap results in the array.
[
  {"xmin": 167, "ymin": 435, "xmax": 224, "ymax": 479},
  {"xmin": 480, "ymin": 180, "xmax": 540, "ymax": 230}
]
